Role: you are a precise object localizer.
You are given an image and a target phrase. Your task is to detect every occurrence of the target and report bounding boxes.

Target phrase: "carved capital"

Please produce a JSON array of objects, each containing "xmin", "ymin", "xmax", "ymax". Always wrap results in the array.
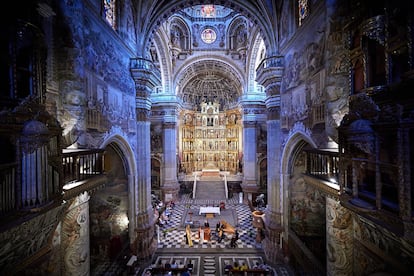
[
  {"xmin": 267, "ymin": 107, "xmax": 280, "ymax": 120},
  {"xmin": 256, "ymin": 55, "xmax": 284, "ymax": 94},
  {"xmin": 163, "ymin": 121, "xmax": 176, "ymax": 129},
  {"xmin": 130, "ymin": 57, "xmax": 161, "ymax": 93},
  {"xmin": 136, "ymin": 108, "xmax": 150, "ymax": 121},
  {"xmin": 243, "ymin": 120, "xmax": 257, "ymax": 127}
]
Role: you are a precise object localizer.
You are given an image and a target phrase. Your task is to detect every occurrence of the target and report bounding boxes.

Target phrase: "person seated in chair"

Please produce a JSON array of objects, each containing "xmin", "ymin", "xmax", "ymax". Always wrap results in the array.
[
  {"xmin": 181, "ymin": 268, "xmax": 191, "ymax": 276},
  {"xmin": 240, "ymin": 262, "xmax": 249, "ymax": 271},
  {"xmin": 224, "ymin": 261, "xmax": 233, "ymax": 275},
  {"xmin": 186, "ymin": 260, "xmax": 193, "ymax": 273}
]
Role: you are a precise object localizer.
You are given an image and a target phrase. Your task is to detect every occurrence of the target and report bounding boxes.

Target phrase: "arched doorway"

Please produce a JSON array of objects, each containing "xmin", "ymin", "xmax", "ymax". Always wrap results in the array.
[{"xmin": 89, "ymin": 143, "xmax": 130, "ymax": 273}]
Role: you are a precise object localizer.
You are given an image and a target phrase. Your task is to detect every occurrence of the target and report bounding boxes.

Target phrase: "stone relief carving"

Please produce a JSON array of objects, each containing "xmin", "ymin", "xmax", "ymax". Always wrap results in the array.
[
  {"xmin": 63, "ymin": 197, "xmax": 90, "ymax": 275},
  {"xmin": 326, "ymin": 198, "xmax": 353, "ymax": 274},
  {"xmin": 0, "ymin": 206, "xmax": 64, "ymax": 272}
]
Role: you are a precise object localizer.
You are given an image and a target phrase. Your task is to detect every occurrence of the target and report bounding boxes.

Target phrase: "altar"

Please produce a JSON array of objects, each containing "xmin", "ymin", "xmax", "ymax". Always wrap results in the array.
[
  {"xmin": 199, "ymin": 206, "xmax": 220, "ymax": 218},
  {"xmin": 201, "ymin": 168, "xmax": 220, "ymax": 176},
  {"xmin": 201, "ymin": 162, "xmax": 220, "ymax": 176}
]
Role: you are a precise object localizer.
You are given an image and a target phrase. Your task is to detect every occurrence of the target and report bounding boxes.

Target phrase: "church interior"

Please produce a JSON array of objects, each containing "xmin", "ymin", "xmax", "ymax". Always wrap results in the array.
[{"xmin": 0, "ymin": 0, "xmax": 413, "ymax": 275}]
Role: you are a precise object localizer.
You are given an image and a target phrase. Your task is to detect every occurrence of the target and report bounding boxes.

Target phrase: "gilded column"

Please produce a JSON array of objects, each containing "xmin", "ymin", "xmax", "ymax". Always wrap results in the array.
[
  {"xmin": 130, "ymin": 57, "xmax": 160, "ymax": 259},
  {"xmin": 326, "ymin": 197, "xmax": 353, "ymax": 276},
  {"xmin": 256, "ymin": 55, "xmax": 284, "ymax": 262}
]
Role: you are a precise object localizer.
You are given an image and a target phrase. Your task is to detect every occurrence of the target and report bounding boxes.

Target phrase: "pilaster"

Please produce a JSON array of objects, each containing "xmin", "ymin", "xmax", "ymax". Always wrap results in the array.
[
  {"xmin": 241, "ymin": 119, "xmax": 258, "ymax": 195},
  {"xmin": 130, "ymin": 57, "xmax": 159, "ymax": 259},
  {"xmin": 161, "ymin": 119, "xmax": 180, "ymax": 202},
  {"xmin": 256, "ymin": 55, "xmax": 285, "ymax": 263}
]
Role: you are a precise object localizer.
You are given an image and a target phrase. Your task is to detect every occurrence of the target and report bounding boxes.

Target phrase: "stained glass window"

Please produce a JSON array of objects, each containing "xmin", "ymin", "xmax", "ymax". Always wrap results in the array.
[
  {"xmin": 298, "ymin": 0, "xmax": 309, "ymax": 26},
  {"xmin": 104, "ymin": 0, "xmax": 116, "ymax": 29},
  {"xmin": 201, "ymin": 28, "xmax": 217, "ymax": 44}
]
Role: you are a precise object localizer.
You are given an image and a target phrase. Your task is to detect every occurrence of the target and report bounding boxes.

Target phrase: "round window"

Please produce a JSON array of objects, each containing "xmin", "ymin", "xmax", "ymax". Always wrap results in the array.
[{"xmin": 201, "ymin": 28, "xmax": 216, "ymax": 44}]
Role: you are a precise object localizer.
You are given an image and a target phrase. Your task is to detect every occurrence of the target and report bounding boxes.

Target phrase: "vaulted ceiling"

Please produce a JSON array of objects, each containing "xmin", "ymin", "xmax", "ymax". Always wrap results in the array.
[
  {"xmin": 152, "ymin": 3, "xmax": 266, "ymax": 110},
  {"xmin": 177, "ymin": 59, "xmax": 243, "ymax": 110}
]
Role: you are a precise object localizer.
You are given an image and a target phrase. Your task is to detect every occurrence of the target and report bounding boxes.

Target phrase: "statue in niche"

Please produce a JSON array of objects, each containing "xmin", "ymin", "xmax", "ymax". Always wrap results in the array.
[
  {"xmin": 171, "ymin": 29, "xmax": 180, "ymax": 46},
  {"xmin": 237, "ymin": 27, "xmax": 247, "ymax": 47}
]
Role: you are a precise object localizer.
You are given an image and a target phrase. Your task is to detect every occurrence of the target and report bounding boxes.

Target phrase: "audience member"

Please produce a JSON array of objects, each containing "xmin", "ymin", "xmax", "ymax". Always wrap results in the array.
[
  {"xmin": 181, "ymin": 268, "xmax": 191, "ymax": 276},
  {"xmin": 224, "ymin": 261, "xmax": 233, "ymax": 275},
  {"xmin": 164, "ymin": 261, "xmax": 171, "ymax": 269},
  {"xmin": 186, "ymin": 260, "xmax": 193, "ymax": 273},
  {"xmin": 240, "ymin": 262, "xmax": 249, "ymax": 271},
  {"xmin": 259, "ymin": 261, "xmax": 270, "ymax": 270}
]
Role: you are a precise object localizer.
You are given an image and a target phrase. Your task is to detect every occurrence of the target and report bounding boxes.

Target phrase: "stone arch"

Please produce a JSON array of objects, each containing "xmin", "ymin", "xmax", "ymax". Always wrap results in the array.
[
  {"xmin": 140, "ymin": 1, "xmax": 278, "ymax": 59},
  {"xmin": 169, "ymin": 15, "xmax": 191, "ymax": 51},
  {"xmin": 174, "ymin": 57, "xmax": 244, "ymax": 109},
  {"xmin": 280, "ymin": 131, "xmax": 317, "ymax": 235},
  {"xmin": 152, "ymin": 32, "xmax": 172, "ymax": 94},
  {"xmin": 100, "ymin": 135, "xmax": 137, "ymax": 244},
  {"xmin": 227, "ymin": 16, "xmax": 249, "ymax": 51}
]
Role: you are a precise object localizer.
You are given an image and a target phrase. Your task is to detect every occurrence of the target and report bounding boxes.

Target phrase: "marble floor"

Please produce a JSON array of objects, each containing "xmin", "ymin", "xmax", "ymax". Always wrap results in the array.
[{"xmin": 93, "ymin": 194, "xmax": 294, "ymax": 275}]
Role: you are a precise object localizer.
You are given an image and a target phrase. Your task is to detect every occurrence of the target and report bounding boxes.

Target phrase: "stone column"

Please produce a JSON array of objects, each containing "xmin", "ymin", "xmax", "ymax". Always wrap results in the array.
[
  {"xmin": 130, "ymin": 57, "xmax": 160, "ymax": 259},
  {"xmin": 263, "ymin": 98, "xmax": 284, "ymax": 261},
  {"xmin": 326, "ymin": 197, "xmax": 353, "ymax": 276},
  {"xmin": 241, "ymin": 117, "xmax": 259, "ymax": 200},
  {"xmin": 256, "ymin": 55, "xmax": 284, "ymax": 262},
  {"xmin": 161, "ymin": 119, "xmax": 180, "ymax": 202},
  {"xmin": 62, "ymin": 192, "xmax": 90, "ymax": 276}
]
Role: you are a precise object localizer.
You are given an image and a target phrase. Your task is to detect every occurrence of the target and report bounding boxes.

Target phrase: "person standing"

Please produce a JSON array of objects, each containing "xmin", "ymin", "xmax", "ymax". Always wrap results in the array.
[{"xmin": 218, "ymin": 228, "xmax": 224, "ymax": 243}]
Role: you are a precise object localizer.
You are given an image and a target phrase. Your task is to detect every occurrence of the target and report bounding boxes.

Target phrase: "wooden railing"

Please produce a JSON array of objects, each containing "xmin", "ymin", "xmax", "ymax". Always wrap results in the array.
[
  {"xmin": 1, "ymin": 149, "xmax": 105, "ymax": 216},
  {"xmin": 62, "ymin": 149, "xmax": 105, "ymax": 183},
  {"xmin": 304, "ymin": 148, "xmax": 339, "ymax": 184}
]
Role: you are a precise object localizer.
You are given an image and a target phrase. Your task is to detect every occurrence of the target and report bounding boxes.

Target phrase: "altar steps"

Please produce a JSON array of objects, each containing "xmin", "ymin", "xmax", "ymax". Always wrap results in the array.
[{"xmin": 195, "ymin": 180, "xmax": 226, "ymax": 200}]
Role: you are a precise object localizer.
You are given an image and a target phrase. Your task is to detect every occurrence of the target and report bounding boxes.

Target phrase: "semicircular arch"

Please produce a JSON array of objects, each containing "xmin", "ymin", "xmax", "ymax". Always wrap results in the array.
[{"xmin": 138, "ymin": 1, "xmax": 277, "ymax": 59}]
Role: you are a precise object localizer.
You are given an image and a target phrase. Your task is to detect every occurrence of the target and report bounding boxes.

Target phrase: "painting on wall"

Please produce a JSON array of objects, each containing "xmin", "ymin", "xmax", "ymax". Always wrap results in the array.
[
  {"xmin": 89, "ymin": 180, "xmax": 129, "ymax": 270},
  {"xmin": 290, "ymin": 177, "xmax": 325, "ymax": 236}
]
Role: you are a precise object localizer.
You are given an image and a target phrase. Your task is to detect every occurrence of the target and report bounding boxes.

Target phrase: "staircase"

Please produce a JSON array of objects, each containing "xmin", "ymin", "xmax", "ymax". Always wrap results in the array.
[{"xmin": 195, "ymin": 176, "xmax": 226, "ymax": 200}]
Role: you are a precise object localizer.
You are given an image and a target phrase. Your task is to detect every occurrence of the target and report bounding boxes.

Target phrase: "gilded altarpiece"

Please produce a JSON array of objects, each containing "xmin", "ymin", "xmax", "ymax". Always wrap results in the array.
[{"xmin": 179, "ymin": 102, "xmax": 241, "ymax": 174}]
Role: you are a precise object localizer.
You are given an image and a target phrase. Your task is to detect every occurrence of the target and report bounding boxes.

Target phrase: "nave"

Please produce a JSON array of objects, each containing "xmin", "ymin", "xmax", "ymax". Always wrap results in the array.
[
  {"xmin": 92, "ymin": 193, "xmax": 295, "ymax": 275},
  {"xmin": 135, "ymin": 195, "xmax": 294, "ymax": 276}
]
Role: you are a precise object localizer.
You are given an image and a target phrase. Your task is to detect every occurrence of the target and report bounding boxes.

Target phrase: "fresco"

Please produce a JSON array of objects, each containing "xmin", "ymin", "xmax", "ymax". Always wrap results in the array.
[{"xmin": 89, "ymin": 180, "xmax": 129, "ymax": 270}]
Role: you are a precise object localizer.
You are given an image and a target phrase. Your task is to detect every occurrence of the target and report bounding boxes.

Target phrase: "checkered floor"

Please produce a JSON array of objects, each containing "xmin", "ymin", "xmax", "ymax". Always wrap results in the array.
[
  {"xmin": 157, "ymin": 195, "xmax": 262, "ymax": 250},
  {"xmin": 93, "ymin": 193, "xmax": 295, "ymax": 275}
]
